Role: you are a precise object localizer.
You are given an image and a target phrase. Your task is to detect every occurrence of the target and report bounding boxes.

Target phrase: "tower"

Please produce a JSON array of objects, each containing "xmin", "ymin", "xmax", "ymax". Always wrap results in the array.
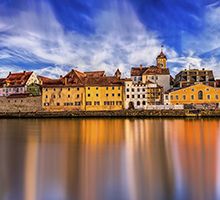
[{"xmin": 156, "ymin": 45, "xmax": 167, "ymax": 68}]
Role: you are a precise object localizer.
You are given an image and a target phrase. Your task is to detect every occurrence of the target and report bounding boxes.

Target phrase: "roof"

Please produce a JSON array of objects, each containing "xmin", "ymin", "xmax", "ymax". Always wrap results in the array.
[
  {"xmin": 157, "ymin": 51, "xmax": 167, "ymax": 60},
  {"xmin": 142, "ymin": 66, "xmax": 170, "ymax": 75},
  {"xmin": 5, "ymin": 71, "xmax": 33, "ymax": 87},
  {"xmin": 85, "ymin": 76, "xmax": 124, "ymax": 86},
  {"xmin": 42, "ymin": 69, "xmax": 124, "ymax": 87},
  {"xmin": 84, "ymin": 71, "xmax": 105, "ymax": 78},
  {"xmin": 131, "ymin": 66, "xmax": 148, "ymax": 76}
]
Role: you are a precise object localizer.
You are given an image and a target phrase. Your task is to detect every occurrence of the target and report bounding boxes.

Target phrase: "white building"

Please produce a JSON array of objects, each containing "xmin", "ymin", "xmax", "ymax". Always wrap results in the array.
[
  {"xmin": 124, "ymin": 79, "xmax": 163, "ymax": 109},
  {"xmin": 0, "ymin": 71, "xmax": 40, "ymax": 97}
]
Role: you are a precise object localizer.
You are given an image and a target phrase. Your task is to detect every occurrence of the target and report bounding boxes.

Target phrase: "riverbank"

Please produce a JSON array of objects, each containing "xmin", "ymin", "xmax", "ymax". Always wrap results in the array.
[{"xmin": 1, "ymin": 109, "xmax": 220, "ymax": 118}]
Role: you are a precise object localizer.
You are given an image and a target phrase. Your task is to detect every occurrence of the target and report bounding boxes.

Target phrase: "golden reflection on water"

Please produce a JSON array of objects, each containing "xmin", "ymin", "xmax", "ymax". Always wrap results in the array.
[{"xmin": 0, "ymin": 119, "xmax": 220, "ymax": 200}]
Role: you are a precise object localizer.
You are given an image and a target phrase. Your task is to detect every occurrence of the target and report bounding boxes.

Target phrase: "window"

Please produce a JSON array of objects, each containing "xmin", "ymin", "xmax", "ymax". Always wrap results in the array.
[
  {"xmin": 68, "ymin": 88, "xmax": 70, "ymax": 91},
  {"xmin": 75, "ymin": 102, "xmax": 81, "ymax": 106},
  {"xmin": 132, "ymin": 88, "xmax": 135, "ymax": 92},
  {"xmin": 132, "ymin": 95, "xmax": 135, "ymax": 98},
  {"xmin": 86, "ymin": 101, "xmax": 92, "ymax": 105},
  {"xmin": 54, "ymin": 88, "xmax": 56, "ymax": 91},
  {"xmin": 183, "ymin": 95, "xmax": 186, "ymax": 100},
  {"xmin": 96, "ymin": 94, "xmax": 99, "ymax": 97},
  {"xmin": 143, "ymin": 101, "xmax": 146, "ymax": 105},
  {"xmin": 96, "ymin": 87, "xmax": 98, "ymax": 90},
  {"xmin": 207, "ymin": 95, "xmax": 210, "ymax": 100},
  {"xmin": 176, "ymin": 95, "xmax": 179, "ymax": 100},
  {"xmin": 106, "ymin": 94, "xmax": 109, "ymax": 97},
  {"xmin": 94, "ymin": 101, "xmax": 100, "ymax": 105},
  {"xmin": 118, "ymin": 93, "xmax": 120, "ymax": 97},
  {"xmin": 191, "ymin": 95, "xmax": 194, "ymax": 100},
  {"xmin": 88, "ymin": 94, "xmax": 91, "ymax": 97},
  {"xmin": 216, "ymin": 95, "xmax": 219, "ymax": 100},
  {"xmin": 165, "ymin": 95, "xmax": 168, "ymax": 100},
  {"xmin": 192, "ymin": 88, "xmax": 194, "ymax": 92},
  {"xmin": 59, "ymin": 95, "xmax": 61, "ymax": 98},
  {"xmin": 112, "ymin": 86, "xmax": 114, "ymax": 90},
  {"xmin": 46, "ymin": 95, "xmax": 48, "ymax": 98},
  {"xmin": 57, "ymin": 103, "xmax": 60, "ymax": 106},
  {"xmin": 118, "ymin": 87, "xmax": 120, "ymax": 90},
  {"xmin": 142, "ymin": 88, "xmax": 145, "ymax": 92},
  {"xmin": 112, "ymin": 94, "xmax": 115, "ymax": 97},
  {"xmin": 77, "ymin": 94, "xmax": 80, "ymax": 98},
  {"xmin": 88, "ymin": 87, "xmax": 90, "ymax": 90},
  {"xmin": 198, "ymin": 91, "xmax": 203, "ymax": 100},
  {"xmin": 68, "ymin": 95, "xmax": 71, "ymax": 98},
  {"xmin": 137, "ymin": 101, "xmax": 140, "ymax": 106},
  {"xmin": 127, "ymin": 95, "xmax": 130, "ymax": 98},
  {"xmin": 45, "ymin": 88, "xmax": 48, "ymax": 91},
  {"xmin": 137, "ymin": 88, "xmax": 140, "ymax": 92},
  {"xmin": 138, "ymin": 95, "xmax": 140, "ymax": 98},
  {"xmin": 171, "ymin": 95, "xmax": 173, "ymax": 100},
  {"xmin": 106, "ymin": 87, "xmax": 108, "ymax": 90},
  {"xmin": 53, "ymin": 95, "xmax": 56, "ymax": 98},
  {"xmin": 127, "ymin": 88, "xmax": 129, "ymax": 92},
  {"xmin": 77, "ymin": 87, "xmax": 80, "ymax": 91},
  {"xmin": 143, "ymin": 95, "xmax": 145, "ymax": 98}
]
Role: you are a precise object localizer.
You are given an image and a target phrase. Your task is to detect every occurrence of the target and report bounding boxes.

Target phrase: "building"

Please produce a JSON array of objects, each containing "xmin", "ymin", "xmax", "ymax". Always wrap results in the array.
[
  {"xmin": 84, "ymin": 70, "xmax": 124, "ymax": 111},
  {"xmin": 42, "ymin": 70, "xmax": 85, "ymax": 111},
  {"xmin": 124, "ymin": 79, "xmax": 163, "ymax": 109},
  {"xmin": 0, "ymin": 71, "xmax": 40, "ymax": 97},
  {"xmin": 42, "ymin": 69, "xmax": 124, "ymax": 111},
  {"xmin": 174, "ymin": 68, "xmax": 215, "ymax": 88},
  {"xmin": 131, "ymin": 49, "xmax": 171, "ymax": 91},
  {"xmin": 164, "ymin": 83, "xmax": 220, "ymax": 106}
]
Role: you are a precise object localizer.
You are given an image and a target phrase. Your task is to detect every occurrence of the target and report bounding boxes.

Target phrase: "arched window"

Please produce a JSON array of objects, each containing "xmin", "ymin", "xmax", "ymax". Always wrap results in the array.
[
  {"xmin": 137, "ymin": 101, "xmax": 140, "ymax": 106},
  {"xmin": 142, "ymin": 101, "xmax": 146, "ymax": 105},
  {"xmin": 198, "ymin": 91, "xmax": 203, "ymax": 100}
]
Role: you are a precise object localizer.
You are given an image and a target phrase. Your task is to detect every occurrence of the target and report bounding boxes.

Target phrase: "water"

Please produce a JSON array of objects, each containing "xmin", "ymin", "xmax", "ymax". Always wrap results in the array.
[{"xmin": 0, "ymin": 118, "xmax": 219, "ymax": 200}]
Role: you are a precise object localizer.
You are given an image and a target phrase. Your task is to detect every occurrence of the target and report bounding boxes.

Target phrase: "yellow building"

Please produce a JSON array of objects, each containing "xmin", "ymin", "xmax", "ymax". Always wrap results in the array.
[
  {"xmin": 41, "ymin": 69, "xmax": 124, "ymax": 111},
  {"xmin": 41, "ymin": 71, "xmax": 86, "ymax": 111},
  {"xmin": 164, "ymin": 83, "xmax": 220, "ymax": 105}
]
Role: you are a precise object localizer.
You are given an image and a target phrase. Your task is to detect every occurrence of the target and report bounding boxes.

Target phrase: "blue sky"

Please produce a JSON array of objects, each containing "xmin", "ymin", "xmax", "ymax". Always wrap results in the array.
[{"xmin": 0, "ymin": 0, "xmax": 220, "ymax": 78}]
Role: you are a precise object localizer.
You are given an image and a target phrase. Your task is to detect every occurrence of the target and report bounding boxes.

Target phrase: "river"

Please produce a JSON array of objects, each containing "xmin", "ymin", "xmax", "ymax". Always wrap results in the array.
[{"xmin": 0, "ymin": 118, "xmax": 219, "ymax": 200}]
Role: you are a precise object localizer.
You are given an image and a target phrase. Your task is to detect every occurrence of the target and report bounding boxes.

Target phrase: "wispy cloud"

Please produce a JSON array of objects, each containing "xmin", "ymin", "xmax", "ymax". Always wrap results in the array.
[{"xmin": 0, "ymin": 0, "xmax": 176, "ymax": 78}]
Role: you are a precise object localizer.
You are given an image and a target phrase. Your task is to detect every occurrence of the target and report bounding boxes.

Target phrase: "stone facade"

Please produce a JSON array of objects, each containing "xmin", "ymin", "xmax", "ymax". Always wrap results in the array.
[{"xmin": 0, "ymin": 95, "xmax": 42, "ymax": 112}]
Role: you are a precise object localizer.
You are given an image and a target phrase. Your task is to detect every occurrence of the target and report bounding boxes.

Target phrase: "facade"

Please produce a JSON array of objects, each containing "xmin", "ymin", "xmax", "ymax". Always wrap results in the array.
[
  {"xmin": 42, "ymin": 69, "xmax": 124, "ymax": 111},
  {"xmin": 0, "ymin": 71, "xmax": 40, "ymax": 97},
  {"xmin": 124, "ymin": 79, "xmax": 163, "ymax": 109},
  {"xmin": 131, "ymin": 50, "xmax": 171, "ymax": 92},
  {"xmin": 174, "ymin": 68, "xmax": 215, "ymax": 88},
  {"xmin": 164, "ymin": 83, "xmax": 220, "ymax": 105}
]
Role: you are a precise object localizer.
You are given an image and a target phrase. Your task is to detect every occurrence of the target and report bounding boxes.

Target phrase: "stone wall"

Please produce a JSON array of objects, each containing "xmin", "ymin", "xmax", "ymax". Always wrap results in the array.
[{"xmin": 0, "ymin": 96, "xmax": 42, "ymax": 112}]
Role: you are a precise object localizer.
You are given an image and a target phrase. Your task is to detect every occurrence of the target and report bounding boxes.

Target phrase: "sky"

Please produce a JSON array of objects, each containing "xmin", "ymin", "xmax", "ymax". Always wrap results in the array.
[{"xmin": 0, "ymin": 0, "xmax": 220, "ymax": 78}]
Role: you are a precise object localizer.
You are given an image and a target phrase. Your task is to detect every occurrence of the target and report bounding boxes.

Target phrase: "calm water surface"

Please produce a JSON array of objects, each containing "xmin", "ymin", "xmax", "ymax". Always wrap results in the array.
[{"xmin": 0, "ymin": 118, "xmax": 220, "ymax": 200}]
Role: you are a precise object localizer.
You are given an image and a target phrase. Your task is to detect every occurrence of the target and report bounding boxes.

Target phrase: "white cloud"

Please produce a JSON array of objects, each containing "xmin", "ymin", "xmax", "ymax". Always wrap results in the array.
[{"xmin": 0, "ymin": 0, "xmax": 177, "ymax": 78}]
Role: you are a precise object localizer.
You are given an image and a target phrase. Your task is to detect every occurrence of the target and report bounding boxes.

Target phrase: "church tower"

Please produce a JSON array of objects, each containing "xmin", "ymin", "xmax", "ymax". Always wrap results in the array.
[{"xmin": 156, "ymin": 45, "xmax": 167, "ymax": 68}]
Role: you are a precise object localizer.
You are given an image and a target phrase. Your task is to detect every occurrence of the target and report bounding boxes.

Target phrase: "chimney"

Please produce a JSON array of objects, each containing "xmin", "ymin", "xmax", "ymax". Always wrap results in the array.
[
  {"xmin": 140, "ymin": 64, "xmax": 143, "ymax": 70},
  {"xmin": 64, "ymin": 77, "xmax": 68, "ymax": 85}
]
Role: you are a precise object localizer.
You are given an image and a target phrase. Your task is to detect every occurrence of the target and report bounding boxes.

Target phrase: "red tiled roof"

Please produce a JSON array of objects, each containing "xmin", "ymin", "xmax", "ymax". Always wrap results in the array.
[
  {"xmin": 157, "ymin": 51, "xmax": 167, "ymax": 59},
  {"xmin": 6, "ymin": 71, "xmax": 33, "ymax": 87},
  {"xmin": 142, "ymin": 66, "xmax": 170, "ymax": 75},
  {"xmin": 84, "ymin": 71, "xmax": 105, "ymax": 78},
  {"xmin": 42, "ymin": 69, "xmax": 124, "ymax": 87},
  {"xmin": 131, "ymin": 67, "xmax": 148, "ymax": 76}
]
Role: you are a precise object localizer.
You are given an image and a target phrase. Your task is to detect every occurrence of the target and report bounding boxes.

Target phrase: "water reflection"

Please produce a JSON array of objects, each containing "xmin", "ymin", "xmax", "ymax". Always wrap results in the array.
[{"xmin": 0, "ymin": 119, "xmax": 220, "ymax": 200}]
